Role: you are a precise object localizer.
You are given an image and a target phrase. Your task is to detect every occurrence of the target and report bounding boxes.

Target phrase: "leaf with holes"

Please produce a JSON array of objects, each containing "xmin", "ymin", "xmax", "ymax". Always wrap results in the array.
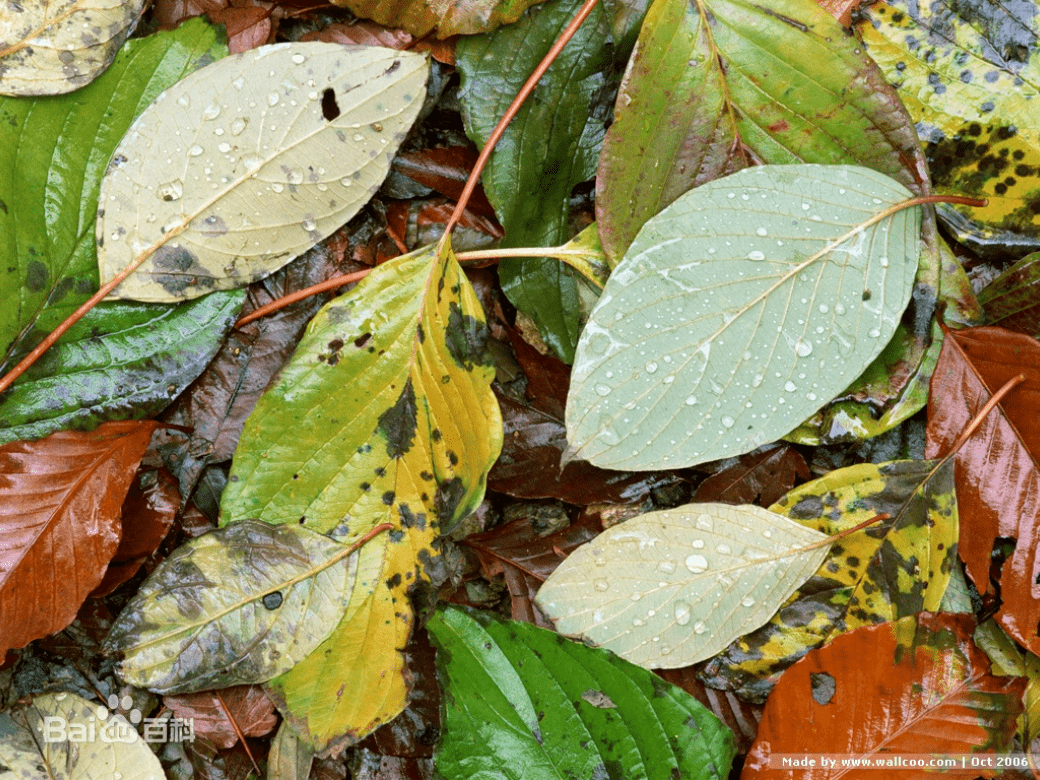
[
  {"xmin": 220, "ymin": 240, "xmax": 501, "ymax": 751},
  {"xmin": 699, "ymin": 459, "xmax": 958, "ymax": 702},
  {"xmin": 857, "ymin": 0, "xmax": 1040, "ymax": 255},
  {"xmin": 427, "ymin": 605, "xmax": 736, "ymax": 780},
  {"xmin": 97, "ymin": 43, "xmax": 428, "ymax": 302},
  {"xmin": 0, "ymin": 0, "xmax": 147, "ymax": 95},
  {"xmin": 566, "ymin": 164, "xmax": 919, "ymax": 470},
  {"xmin": 535, "ymin": 503, "xmax": 832, "ymax": 669},
  {"xmin": 743, "ymin": 613, "xmax": 1026, "ymax": 778},
  {"xmin": 104, "ymin": 519, "xmax": 376, "ymax": 693}
]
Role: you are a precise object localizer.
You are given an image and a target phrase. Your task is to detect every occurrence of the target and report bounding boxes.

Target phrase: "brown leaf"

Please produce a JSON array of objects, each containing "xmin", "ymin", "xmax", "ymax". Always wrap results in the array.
[
  {"xmin": 692, "ymin": 445, "xmax": 810, "ymax": 507},
  {"xmin": 392, "ymin": 147, "xmax": 497, "ymax": 219},
  {"xmin": 926, "ymin": 325, "xmax": 1040, "ymax": 654},
  {"xmin": 655, "ymin": 667, "xmax": 763, "ymax": 754},
  {"xmin": 0, "ymin": 421, "xmax": 158, "ymax": 653},
  {"xmin": 743, "ymin": 613, "xmax": 1025, "ymax": 778},
  {"xmin": 814, "ymin": 0, "xmax": 859, "ymax": 27},
  {"xmin": 164, "ymin": 685, "xmax": 278, "ymax": 749},
  {"xmin": 209, "ymin": 5, "xmax": 276, "ymax": 53},
  {"xmin": 151, "ymin": 0, "xmax": 226, "ymax": 27}
]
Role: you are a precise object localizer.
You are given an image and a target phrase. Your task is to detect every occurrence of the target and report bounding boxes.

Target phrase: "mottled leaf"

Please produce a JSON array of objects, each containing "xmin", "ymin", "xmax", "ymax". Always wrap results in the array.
[
  {"xmin": 596, "ymin": 0, "xmax": 929, "ymax": 262},
  {"xmin": 0, "ymin": 0, "xmax": 146, "ymax": 95},
  {"xmin": 858, "ymin": 0, "xmax": 1040, "ymax": 255},
  {"xmin": 0, "ymin": 421, "xmax": 157, "ymax": 655},
  {"xmin": 98, "ymin": 43, "xmax": 428, "ymax": 302},
  {"xmin": 427, "ymin": 605, "xmax": 736, "ymax": 780},
  {"xmin": 743, "ymin": 613, "xmax": 1026, "ymax": 778},
  {"xmin": 566, "ymin": 164, "xmax": 919, "ymax": 470},
  {"xmin": 926, "ymin": 325, "xmax": 1040, "ymax": 654},
  {"xmin": 979, "ymin": 251, "xmax": 1040, "ymax": 338},
  {"xmin": 536, "ymin": 503, "xmax": 832, "ymax": 668},
  {"xmin": 105, "ymin": 519, "xmax": 373, "ymax": 693},
  {"xmin": 222, "ymin": 241, "xmax": 501, "ymax": 751},
  {"xmin": 456, "ymin": 0, "xmax": 616, "ymax": 361},
  {"xmin": 699, "ymin": 459, "xmax": 957, "ymax": 702}
]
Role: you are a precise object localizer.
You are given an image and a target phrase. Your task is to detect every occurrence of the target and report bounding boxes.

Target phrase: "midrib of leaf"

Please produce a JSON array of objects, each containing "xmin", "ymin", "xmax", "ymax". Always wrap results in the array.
[
  {"xmin": 127, "ymin": 524, "xmax": 388, "ymax": 654},
  {"xmin": 0, "ymin": 1, "xmax": 86, "ymax": 59},
  {"xmin": 693, "ymin": 0, "xmax": 746, "ymax": 163}
]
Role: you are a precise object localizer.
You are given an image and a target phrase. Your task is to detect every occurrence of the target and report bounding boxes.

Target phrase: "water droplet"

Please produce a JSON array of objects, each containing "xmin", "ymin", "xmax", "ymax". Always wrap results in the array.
[
  {"xmin": 721, "ymin": 416, "xmax": 735, "ymax": 428},
  {"xmin": 784, "ymin": 381, "xmax": 797, "ymax": 392},
  {"xmin": 595, "ymin": 384, "xmax": 612, "ymax": 397},
  {"xmin": 267, "ymin": 92, "xmax": 280, "ymax": 106},
  {"xmin": 715, "ymin": 543, "xmax": 731, "ymax": 555},
  {"xmin": 658, "ymin": 560, "xmax": 677, "ymax": 574},
  {"xmin": 685, "ymin": 554, "xmax": 708, "ymax": 573},
  {"xmin": 232, "ymin": 76, "xmax": 245, "ymax": 90},
  {"xmin": 645, "ymin": 361, "xmax": 658, "ymax": 374},
  {"xmin": 801, "ymin": 202, "xmax": 811, "ymax": 211},
  {"xmin": 868, "ymin": 328, "xmax": 881, "ymax": 338},
  {"xmin": 694, "ymin": 621, "xmax": 707, "ymax": 634},
  {"xmin": 630, "ymin": 593, "xmax": 642, "ymax": 601},
  {"xmin": 217, "ymin": 142, "xmax": 231, "ymax": 154},
  {"xmin": 230, "ymin": 117, "xmax": 248, "ymax": 135},
  {"xmin": 674, "ymin": 601, "xmax": 691, "ymax": 625},
  {"xmin": 685, "ymin": 396, "xmax": 697, "ymax": 406},
  {"xmin": 177, "ymin": 94, "xmax": 190, "ymax": 108},
  {"xmin": 188, "ymin": 145, "xmax": 204, "ymax": 156},
  {"xmin": 157, "ymin": 181, "xmax": 182, "ymax": 201},
  {"xmin": 763, "ymin": 529, "xmax": 772, "ymax": 538},
  {"xmin": 748, "ymin": 250, "xmax": 766, "ymax": 261},
  {"xmin": 696, "ymin": 514, "xmax": 712, "ymax": 530},
  {"xmin": 292, "ymin": 53, "xmax": 306, "ymax": 64},
  {"xmin": 594, "ymin": 579, "xmax": 609, "ymax": 592},
  {"xmin": 633, "ymin": 618, "xmax": 645, "ymax": 626},
  {"xmin": 795, "ymin": 340, "xmax": 813, "ymax": 357},
  {"xmin": 286, "ymin": 169, "xmax": 304, "ymax": 185},
  {"xmin": 302, "ymin": 217, "xmax": 317, "ymax": 231},
  {"xmin": 243, "ymin": 153, "xmax": 263, "ymax": 171},
  {"xmin": 741, "ymin": 596, "xmax": 756, "ymax": 607},
  {"xmin": 353, "ymin": 132, "xmax": 365, "ymax": 142},
  {"xmin": 880, "ymin": 256, "xmax": 889, "ymax": 268},
  {"xmin": 835, "ymin": 303, "xmax": 847, "ymax": 315},
  {"xmin": 756, "ymin": 227, "xmax": 768, "ymax": 236},
  {"xmin": 203, "ymin": 103, "xmax": 221, "ymax": 120},
  {"xmin": 692, "ymin": 539, "xmax": 705, "ymax": 549},
  {"xmin": 271, "ymin": 182, "xmax": 284, "ymax": 193}
]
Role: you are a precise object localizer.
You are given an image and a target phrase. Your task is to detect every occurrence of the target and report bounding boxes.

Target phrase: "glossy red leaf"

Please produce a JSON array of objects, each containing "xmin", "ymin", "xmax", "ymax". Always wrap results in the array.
[
  {"xmin": 926, "ymin": 325, "xmax": 1040, "ymax": 654},
  {"xmin": 691, "ymin": 445, "xmax": 810, "ymax": 507},
  {"xmin": 392, "ymin": 147, "xmax": 498, "ymax": 219},
  {"xmin": 0, "ymin": 421, "xmax": 158, "ymax": 653},
  {"xmin": 744, "ymin": 613, "xmax": 1025, "ymax": 778},
  {"xmin": 164, "ymin": 685, "xmax": 278, "ymax": 749}
]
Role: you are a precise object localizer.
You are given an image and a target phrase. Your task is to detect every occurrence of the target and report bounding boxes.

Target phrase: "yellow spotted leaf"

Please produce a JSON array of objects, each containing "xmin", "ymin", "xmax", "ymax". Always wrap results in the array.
[
  {"xmin": 0, "ymin": 0, "xmax": 146, "ymax": 96},
  {"xmin": 220, "ymin": 240, "xmax": 502, "ymax": 753},
  {"xmin": 858, "ymin": 0, "xmax": 1040, "ymax": 254},
  {"xmin": 698, "ymin": 459, "xmax": 958, "ymax": 702}
]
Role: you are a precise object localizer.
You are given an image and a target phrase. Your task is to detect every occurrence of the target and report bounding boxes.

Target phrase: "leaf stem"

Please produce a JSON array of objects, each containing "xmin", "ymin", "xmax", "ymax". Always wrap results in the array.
[
  {"xmin": 802, "ymin": 513, "xmax": 891, "ymax": 551},
  {"xmin": 235, "ymin": 269, "xmax": 372, "ymax": 328},
  {"xmin": 938, "ymin": 372, "xmax": 1026, "ymax": 464},
  {"xmin": 437, "ymin": 0, "xmax": 602, "ymax": 250}
]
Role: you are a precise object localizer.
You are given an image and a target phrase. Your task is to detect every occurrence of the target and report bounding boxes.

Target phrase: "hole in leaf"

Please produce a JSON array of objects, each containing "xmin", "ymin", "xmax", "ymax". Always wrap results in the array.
[
  {"xmin": 262, "ymin": 592, "xmax": 283, "ymax": 610},
  {"xmin": 810, "ymin": 672, "xmax": 835, "ymax": 705},
  {"xmin": 321, "ymin": 88, "xmax": 340, "ymax": 121}
]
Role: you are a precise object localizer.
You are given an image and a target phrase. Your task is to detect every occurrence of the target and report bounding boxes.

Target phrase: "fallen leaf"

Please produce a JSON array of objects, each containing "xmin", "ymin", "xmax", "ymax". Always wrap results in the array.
[
  {"xmin": 303, "ymin": 21, "xmax": 457, "ymax": 66},
  {"xmin": 0, "ymin": 421, "xmax": 157, "ymax": 654},
  {"xmin": 392, "ymin": 147, "xmax": 498, "ymax": 219},
  {"xmin": 268, "ymin": 722, "xmax": 316, "ymax": 780},
  {"xmin": 535, "ymin": 502, "xmax": 833, "ymax": 668},
  {"xmin": 567, "ymin": 164, "xmax": 919, "ymax": 470},
  {"xmin": 0, "ymin": 0, "xmax": 147, "ymax": 95},
  {"xmin": 926, "ymin": 324, "xmax": 1040, "ymax": 654},
  {"xmin": 97, "ymin": 43, "xmax": 428, "ymax": 302},
  {"xmin": 164, "ymin": 685, "xmax": 278, "ymax": 748},
  {"xmin": 691, "ymin": 445, "xmax": 810, "ymax": 507},
  {"xmin": 655, "ymin": 667, "xmax": 763, "ymax": 754},
  {"xmin": 743, "ymin": 613, "xmax": 1026, "ymax": 778},
  {"xmin": 327, "ymin": 0, "xmax": 545, "ymax": 37},
  {"xmin": 978, "ymin": 251, "xmax": 1040, "ymax": 338},
  {"xmin": 427, "ymin": 605, "xmax": 736, "ymax": 780}
]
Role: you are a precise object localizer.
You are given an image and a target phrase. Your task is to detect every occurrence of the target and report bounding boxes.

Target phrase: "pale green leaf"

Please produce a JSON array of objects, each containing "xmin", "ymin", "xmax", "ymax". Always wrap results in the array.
[
  {"xmin": 98, "ymin": 43, "xmax": 428, "ymax": 302},
  {"xmin": 0, "ymin": 0, "xmax": 146, "ymax": 96},
  {"xmin": 104, "ymin": 519, "xmax": 376, "ymax": 693},
  {"xmin": 535, "ymin": 502, "xmax": 831, "ymax": 668},
  {"xmin": 565, "ymin": 164, "xmax": 919, "ymax": 470}
]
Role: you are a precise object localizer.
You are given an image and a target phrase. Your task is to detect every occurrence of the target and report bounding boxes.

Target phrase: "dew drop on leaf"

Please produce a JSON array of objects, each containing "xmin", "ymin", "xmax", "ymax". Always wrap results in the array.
[{"xmin": 685, "ymin": 554, "xmax": 708, "ymax": 574}]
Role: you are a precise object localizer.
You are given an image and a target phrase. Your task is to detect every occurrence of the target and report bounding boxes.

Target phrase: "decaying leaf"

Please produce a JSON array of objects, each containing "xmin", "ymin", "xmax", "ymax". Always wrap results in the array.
[
  {"xmin": 97, "ymin": 43, "xmax": 428, "ymax": 302},
  {"xmin": 0, "ymin": 421, "xmax": 157, "ymax": 655},
  {"xmin": 221, "ymin": 240, "xmax": 501, "ymax": 752},
  {"xmin": 926, "ymin": 325, "xmax": 1040, "ymax": 655},
  {"xmin": 700, "ymin": 459, "xmax": 958, "ymax": 701},
  {"xmin": 0, "ymin": 0, "xmax": 146, "ymax": 96},
  {"xmin": 978, "ymin": 251, "xmax": 1040, "ymax": 338},
  {"xmin": 328, "ymin": 0, "xmax": 546, "ymax": 38},
  {"xmin": 163, "ymin": 685, "xmax": 277, "ymax": 748},
  {"xmin": 743, "ymin": 613, "xmax": 1026, "ymax": 778},
  {"xmin": 104, "ymin": 519, "xmax": 375, "ymax": 693},
  {"xmin": 535, "ymin": 502, "xmax": 832, "ymax": 668},
  {"xmin": 566, "ymin": 164, "xmax": 919, "ymax": 470}
]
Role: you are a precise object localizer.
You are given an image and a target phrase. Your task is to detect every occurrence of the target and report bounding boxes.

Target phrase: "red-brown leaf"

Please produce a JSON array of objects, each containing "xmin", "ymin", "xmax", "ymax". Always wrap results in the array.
[
  {"xmin": 691, "ymin": 445, "xmax": 810, "ymax": 507},
  {"xmin": 926, "ymin": 325, "xmax": 1040, "ymax": 653},
  {"xmin": 164, "ymin": 685, "xmax": 278, "ymax": 749},
  {"xmin": 743, "ymin": 613, "xmax": 1025, "ymax": 779},
  {"xmin": 392, "ymin": 147, "xmax": 497, "ymax": 219},
  {"xmin": 0, "ymin": 421, "xmax": 158, "ymax": 653}
]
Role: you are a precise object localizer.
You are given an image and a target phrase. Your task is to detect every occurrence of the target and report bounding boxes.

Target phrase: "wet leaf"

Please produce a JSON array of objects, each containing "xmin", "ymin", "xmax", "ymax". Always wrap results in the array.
[
  {"xmin": 566, "ymin": 164, "xmax": 919, "ymax": 470},
  {"xmin": 926, "ymin": 325, "xmax": 1040, "ymax": 654},
  {"xmin": 104, "ymin": 519, "xmax": 375, "ymax": 693},
  {"xmin": 328, "ymin": 0, "xmax": 544, "ymax": 37},
  {"xmin": 858, "ymin": 0, "xmax": 1040, "ymax": 255},
  {"xmin": 268, "ymin": 722, "xmax": 315, "ymax": 780},
  {"xmin": 0, "ymin": 421, "xmax": 157, "ymax": 654},
  {"xmin": 595, "ymin": 0, "xmax": 929, "ymax": 263},
  {"xmin": 700, "ymin": 459, "xmax": 958, "ymax": 702},
  {"xmin": 536, "ymin": 502, "xmax": 832, "ymax": 668},
  {"xmin": 222, "ymin": 241, "xmax": 501, "ymax": 751},
  {"xmin": 427, "ymin": 605, "xmax": 736, "ymax": 780},
  {"xmin": 978, "ymin": 251, "xmax": 1040, "ymax": 338},
  {"xmin": 655, "ymin": 667, "xmax": 763, "ymax": 754},
  {"xmin": 97, "ymin": 43, "xmax": 428, "ymax": 302},
  {"xmin": 164, "ymin": 685, "xmax": 277, "ymax": 749},
  {"xmin": 743, "ymin": 613, "xmax": 1026, "ymax": 778},
  {"xmin": 691, "ymin": 445, "xmax": 810, "ymax": 507},
  {"xmin": 0, "ymin": 0, "xmax": 146, "ymax": 96},
  {"xmin": 5, "ymin": 692, "xmax": 165, "ymax": 779},
  {"xmin": 0, "ymin": 19, "xmax": 243, "ymax": 445},
  {"xmin": 456, "ymin": 0, "xmax": 616, "ymax": 361}
]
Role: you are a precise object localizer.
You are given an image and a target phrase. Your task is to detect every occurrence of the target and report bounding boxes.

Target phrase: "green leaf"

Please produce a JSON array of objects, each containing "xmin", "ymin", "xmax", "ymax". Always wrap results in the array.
[
  {"xmin": 699, "ymin": 459, "xmax": 957, "ymax": 702},
  {"xmin": 98, "ymin": 44, "xmax": 428, "ymax": 302},
  {"xmin": 221, "ymin": 241, "xmax": 502, "ymax": 751},
  {"xmin": 566, "ymin": 164, "xmax": 919, "ymax": 470},
  {"xmin": 104, "ymin": 519, "xmax": 376, "ymax": 693},
  {"xmin": 0, "ymin": 0, "xmax": 146, "ymax": 96},
  {"xmin": 456, "ymin": 0, "xmax": 617, "ymax": 362},
  {"xmin": 0, "ymin": 18, "xmax": 242, "ymax": 443},
  {"xmin": 427, "ymin": 605, "xmax": 736, "ymax": 780},
  {"xmin": 535, "ymin": 503, "xmax": 831, "ymax": 668},
  {"xmin": 595, "ymin": 0, "xmax": 929, "ymax": 263},
  {"xmin": 328, "ymin": 0, "xmax": 547, "ymax": 37},
  {"xmin": 978, "ymin": 251, "xmax": 1040, "ymax": 338},
  {"xmin": 858, "ymin": 0, "xmax": 1040, "ymax": 255}
]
